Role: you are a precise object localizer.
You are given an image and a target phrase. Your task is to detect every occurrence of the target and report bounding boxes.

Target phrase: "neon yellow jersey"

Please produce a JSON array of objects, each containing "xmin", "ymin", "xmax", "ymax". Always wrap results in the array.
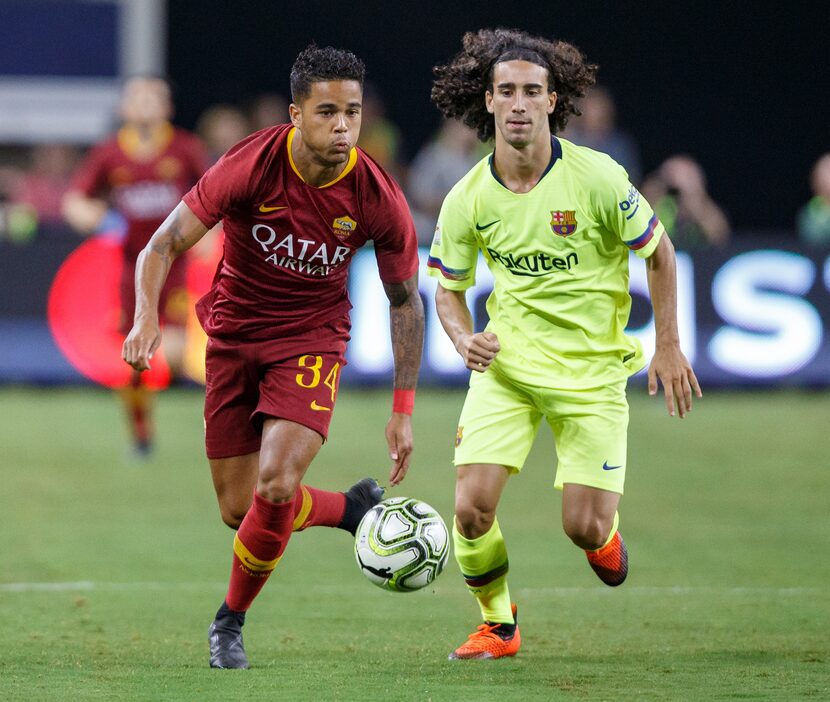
[{"xmin": 427, "ymin": 136, "xmax": 665, "ymax": 390}]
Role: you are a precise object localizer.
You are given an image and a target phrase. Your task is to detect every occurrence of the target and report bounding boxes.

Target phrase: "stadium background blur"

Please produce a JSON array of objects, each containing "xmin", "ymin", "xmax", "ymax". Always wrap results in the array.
[
  {"xmin": 1, "ymin": 3, "xmax": 829, "ymax": 699},
  {"xmin": 1, "ymin": 0, "xmax": 829, "ymax": 388}
]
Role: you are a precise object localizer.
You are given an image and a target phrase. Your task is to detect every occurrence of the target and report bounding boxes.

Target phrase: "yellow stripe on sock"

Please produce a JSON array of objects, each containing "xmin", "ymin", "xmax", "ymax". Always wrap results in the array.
[
  {"xmin": 292, "ymin": 485, "xmax": 312, "ymax": 531},
  {"xmin": 233, "ymin": 533, "xmax": 281, "ymax": 573}
]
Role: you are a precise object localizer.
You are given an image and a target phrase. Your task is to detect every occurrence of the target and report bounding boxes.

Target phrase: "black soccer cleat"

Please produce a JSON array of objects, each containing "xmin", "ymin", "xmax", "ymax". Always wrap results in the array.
[
  {"xmin": 130, "ymin": 438, "xmax": 153, "ymax": 460},
  {"xmin": 341, "ymin": 477, "xmax": 385, "ymax": 535},
  {"xmin": 208, "ymin": 603, "xmax": 249, "ymax": 669}
]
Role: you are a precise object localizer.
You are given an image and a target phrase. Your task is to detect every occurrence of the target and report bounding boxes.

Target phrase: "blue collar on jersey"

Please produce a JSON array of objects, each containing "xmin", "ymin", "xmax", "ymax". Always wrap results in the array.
[{"xmin": 489, "ymin": 135, "xmax": 562, "ymax": 189}]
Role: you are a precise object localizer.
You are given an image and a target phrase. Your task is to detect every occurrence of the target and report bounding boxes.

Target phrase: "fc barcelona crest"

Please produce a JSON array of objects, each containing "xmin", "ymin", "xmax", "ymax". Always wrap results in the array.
[{"xmin": 550, "ymin": 210, "xmax": 577, "ymax": 237}]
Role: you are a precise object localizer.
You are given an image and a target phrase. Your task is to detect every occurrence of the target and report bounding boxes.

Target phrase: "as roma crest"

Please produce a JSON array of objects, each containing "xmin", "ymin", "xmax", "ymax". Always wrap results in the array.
[
  {"xmin": 550, "ymin": 210, "xmax": 577, "ymax": 237},
  {"xmin": 332, "ymin": 215, "xmax": 357, "ymax": 241}
]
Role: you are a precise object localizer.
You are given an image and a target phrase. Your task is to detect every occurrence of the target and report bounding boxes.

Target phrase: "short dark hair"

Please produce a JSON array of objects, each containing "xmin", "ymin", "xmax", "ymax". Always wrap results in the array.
[
  {"xmin": 431, "ymin": 28, "xmax": 597, "ymax": 141},
  {"xmin": 289, "ymin": 43, "xmax": 366, "ymax": 103}
]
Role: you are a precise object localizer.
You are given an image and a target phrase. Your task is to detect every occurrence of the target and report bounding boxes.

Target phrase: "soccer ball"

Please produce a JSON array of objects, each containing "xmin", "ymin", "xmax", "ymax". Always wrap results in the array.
[{"xmin": 354, "ymin": 496, "xmax": 450, "ymax": 592}]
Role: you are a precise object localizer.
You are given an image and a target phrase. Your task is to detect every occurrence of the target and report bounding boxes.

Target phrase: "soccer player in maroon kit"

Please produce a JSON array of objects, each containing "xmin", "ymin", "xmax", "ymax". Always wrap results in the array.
[
  {"xmin": 122, "ymin": 46, "xmax": 424, "ymax": 668},
  {"xmin": 63, "ymin": 75, "xmax": 209, "ymax": 455}
]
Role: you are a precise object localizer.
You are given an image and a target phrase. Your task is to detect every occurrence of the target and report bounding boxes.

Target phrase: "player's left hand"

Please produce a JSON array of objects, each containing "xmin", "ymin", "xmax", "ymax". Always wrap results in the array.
[
  {"xmin": 385, "ymin": 413, "xmax": 413, "ymax": 486},
  {"xmin": 648, "ymin": 344, "xmax": 702, "ymax": 418}
]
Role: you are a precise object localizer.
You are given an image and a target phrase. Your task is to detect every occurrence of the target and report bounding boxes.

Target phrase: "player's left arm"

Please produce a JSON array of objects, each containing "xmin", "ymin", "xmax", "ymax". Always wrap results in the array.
[
  {"xmin": 382, "ymin": 273, "xmax": 425, "ymax": 486},
  {"xmin": 645, "ymin": 235, "xmax": 702, "ymax": 417}
]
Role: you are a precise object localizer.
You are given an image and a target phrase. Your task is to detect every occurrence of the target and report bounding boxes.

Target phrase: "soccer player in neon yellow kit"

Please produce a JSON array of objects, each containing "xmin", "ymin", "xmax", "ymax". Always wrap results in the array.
[{"xmin": 428, "ymin": 29, "xmax": 702, "ymax": 660}]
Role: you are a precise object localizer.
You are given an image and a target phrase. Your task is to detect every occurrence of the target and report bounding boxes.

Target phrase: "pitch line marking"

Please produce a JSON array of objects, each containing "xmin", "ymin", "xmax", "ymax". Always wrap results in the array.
[{"xmin": 0, "ymin": 582, "xmax": 824, "ymax": 596}]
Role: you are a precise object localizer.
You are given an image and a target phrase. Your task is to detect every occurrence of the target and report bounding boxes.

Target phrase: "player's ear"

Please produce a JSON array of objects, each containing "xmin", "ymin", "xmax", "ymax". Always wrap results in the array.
[
  {"xmin": 288, "ymin": 102, "xmax": 302, "ymax": 128},
  {"xmin": 548, "ymin": 91, "xmax": 557, "ymax": 115},
  {"xmin": 485, "ymin": 90, "xmax": 495, "ymax": 115}
]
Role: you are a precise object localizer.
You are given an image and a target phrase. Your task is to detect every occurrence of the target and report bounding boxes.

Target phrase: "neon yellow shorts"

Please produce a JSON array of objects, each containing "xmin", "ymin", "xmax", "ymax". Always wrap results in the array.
[{"xmin": 453, "ymin": 368, "xmax": 629, "ymax": 494}]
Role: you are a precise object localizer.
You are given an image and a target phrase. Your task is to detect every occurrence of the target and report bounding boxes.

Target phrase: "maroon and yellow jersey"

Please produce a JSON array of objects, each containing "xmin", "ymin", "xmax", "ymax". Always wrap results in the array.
[
  {"xmin": 71, "ymin": 123, "xmax": 208, "ymax": 259},
  {"xmin": 183, "ymin": 124, "xmax": 419, "ymax": 341}
]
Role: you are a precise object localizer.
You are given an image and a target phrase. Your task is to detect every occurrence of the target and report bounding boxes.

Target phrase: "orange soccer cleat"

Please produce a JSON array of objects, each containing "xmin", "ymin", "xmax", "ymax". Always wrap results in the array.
[
  {"xmin": 449, "ymin": 604, "xmax": 521, "ymax": 660},
  {"xmin": 586, "ymin": 531, "xmax": 628, "ymax": 586}
]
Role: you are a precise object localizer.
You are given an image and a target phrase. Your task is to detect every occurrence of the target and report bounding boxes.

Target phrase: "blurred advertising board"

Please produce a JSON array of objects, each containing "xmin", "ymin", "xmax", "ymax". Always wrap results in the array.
[{"xmin": 0, "ymin": 235, "xmax": 828, "ymax": 387}]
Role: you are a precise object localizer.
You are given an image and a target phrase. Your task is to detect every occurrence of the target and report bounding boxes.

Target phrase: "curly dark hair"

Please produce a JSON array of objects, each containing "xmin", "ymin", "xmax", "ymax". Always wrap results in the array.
[
  {"xmin": 432, "ymin": 28, "xmax": 597, "ymax": 141},
  {"xmin": 290, "ymin": 43, "xmax": 366, "ymax": 103}
]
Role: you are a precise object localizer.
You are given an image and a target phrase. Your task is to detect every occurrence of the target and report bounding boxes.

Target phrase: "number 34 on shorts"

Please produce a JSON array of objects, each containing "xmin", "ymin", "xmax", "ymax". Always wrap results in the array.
[{"xmin": 295, "ymin": 354, "xmax": 340, "ymax": 412}]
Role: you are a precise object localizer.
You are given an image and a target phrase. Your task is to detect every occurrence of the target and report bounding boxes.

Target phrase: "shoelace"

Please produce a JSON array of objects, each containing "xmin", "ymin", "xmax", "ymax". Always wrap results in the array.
[{"xmin": 467, "ymin": 623, "xmax": 504, "ymax": 642}]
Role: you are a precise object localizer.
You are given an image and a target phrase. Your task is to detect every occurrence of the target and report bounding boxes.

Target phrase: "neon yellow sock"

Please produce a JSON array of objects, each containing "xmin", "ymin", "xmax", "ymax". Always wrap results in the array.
[{"xmin": 452, "ymin": 518, "xmax": 513, "ymax": 623}]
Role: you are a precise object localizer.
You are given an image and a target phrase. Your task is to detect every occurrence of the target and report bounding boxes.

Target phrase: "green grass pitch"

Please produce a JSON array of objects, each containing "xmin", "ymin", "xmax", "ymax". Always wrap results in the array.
[{"xmin": 1, "ymin": 385, "xmax": 828, "ymax": 700}]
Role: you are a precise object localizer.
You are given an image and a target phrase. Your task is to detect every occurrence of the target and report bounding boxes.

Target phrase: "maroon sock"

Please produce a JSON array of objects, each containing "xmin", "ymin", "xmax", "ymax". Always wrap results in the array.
[
  {"xmin": 292, "ymin": 485, "xmax": 347, "ymax": 531},
  {"xmin": 225, "ymin": 492, "xmax": 295, "ymax": 612},
  {"xmin": 123, "ymin": 373, "xmax": 152, "ymax": 445}
]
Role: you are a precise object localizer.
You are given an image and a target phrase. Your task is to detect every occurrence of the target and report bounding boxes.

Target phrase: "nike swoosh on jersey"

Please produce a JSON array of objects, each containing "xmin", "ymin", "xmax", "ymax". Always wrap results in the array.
[
  {"xmin": 475, "ymin": 220, "xmax": 500, "ymax": 231},
  {"xmin": 259, "ymin": 203, "xmax": 288, "ymax": 212},
  {"xmin": 310, "ymin": 400, "xmax": 331, "ymax": 412},
  {"xmin": 602, "ymin": 461, "xmax": 623, "ymax": 471}
]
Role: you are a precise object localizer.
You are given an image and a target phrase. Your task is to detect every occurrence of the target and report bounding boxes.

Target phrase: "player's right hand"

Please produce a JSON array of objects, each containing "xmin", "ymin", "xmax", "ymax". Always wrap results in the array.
[
  {"xmin": 122, "ymin": 320, "xmax": 161, "ymax": 372},
  {"xmin": 456, "ymin": 331, "xmax": 500, "ymax": 372},
  {"xmin": 385, "ymin": 412, "xmax": 413, "ymax": 486}
]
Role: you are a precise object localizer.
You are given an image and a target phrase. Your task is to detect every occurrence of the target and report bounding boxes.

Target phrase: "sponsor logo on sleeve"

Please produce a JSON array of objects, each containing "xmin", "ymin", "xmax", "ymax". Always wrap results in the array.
[
  {"xmin": 432, "ymin": 221, "xmax": 442, "ymax": 247},
  {"xmin": 618, "ymin": 185, "xmax": 641, "ymax": 220}
]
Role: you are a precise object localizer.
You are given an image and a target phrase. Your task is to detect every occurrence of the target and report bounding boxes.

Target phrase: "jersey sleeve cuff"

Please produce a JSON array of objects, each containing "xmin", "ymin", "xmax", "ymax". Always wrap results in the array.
[
  {"xmin": 629, "ymin": 216, "xmax": 665, "ymax": 259},
  {"xmin": 425, "ymin": 255, "xmax": 475, "ymax": 288},
  {"xmin": 430, "ymin": 274, "xmax": 475, "ymax": 292},
  {"xmin": 182, "ymin": 191, "xmax": 219, "ymax": 230}
]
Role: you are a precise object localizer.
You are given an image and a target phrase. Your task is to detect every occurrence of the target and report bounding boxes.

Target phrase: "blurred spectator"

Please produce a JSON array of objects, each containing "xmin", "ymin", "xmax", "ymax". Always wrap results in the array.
[
  {"xmin": 61, "ymin": 75, "xmax": 209, "ymax": 457},
  {"xmin": 196, "ymin": 104, "xmax": 251, "ymax": 163},
  {"xmin": 641, "ymin": 155, "xmax": 730, "ymax": 251},
  {"xmin": 246, "ymin": 93, "xmax": 289, "ymax": 131},
  {"xmin": 561, "ymin": 85, "xmax": 642, "ymax": 183},
  {"xmin": 796, "ymin": 153, "xmax": 830, "ymax": 246},
  {"xmin": 408, "ymin": 119, "xmax": 483, "ymax": 244},
  {"xmin": 0, "ymin": 159, "xmax": 29, "ymax": 242},
  {"xmin": 10, "ymin": 143, "xmax": 79, "ymax": 225},
  {"xmin": 357, "ymin": 82, "xmax": 405, "ymax": 180}
]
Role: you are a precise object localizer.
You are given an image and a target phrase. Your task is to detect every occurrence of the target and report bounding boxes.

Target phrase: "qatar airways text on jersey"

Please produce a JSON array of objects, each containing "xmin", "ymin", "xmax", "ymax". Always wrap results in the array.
[{"xmin": 251, "ymin": 225, "xmax": 352, "ymax": 277}]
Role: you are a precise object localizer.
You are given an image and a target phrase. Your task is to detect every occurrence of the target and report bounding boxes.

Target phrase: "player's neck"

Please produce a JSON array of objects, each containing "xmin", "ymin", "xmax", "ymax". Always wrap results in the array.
[
  {"xmin": 492, "ymin": 131, "xmax": 552, "ymax": 194},
  {"xmin": 118, "ymin": 122, "xmax": 173, "ymax": 160}
]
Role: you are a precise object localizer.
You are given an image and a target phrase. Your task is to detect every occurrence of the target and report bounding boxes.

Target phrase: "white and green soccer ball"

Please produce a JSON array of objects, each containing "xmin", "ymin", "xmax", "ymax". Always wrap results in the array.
[{"xmin": 354, "ymin": 496, "xmax": 449, "ymax": 592}]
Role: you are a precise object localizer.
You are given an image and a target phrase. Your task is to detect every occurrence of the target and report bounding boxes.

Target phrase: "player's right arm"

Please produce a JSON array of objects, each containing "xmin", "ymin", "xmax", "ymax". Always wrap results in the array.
[
  {"xmin": 122, "ymin": 202, "xmax": 209, "ymax": 371},
  {"xmin": 435, "ymin": 287, "xmax": 499, "ymax": 372},
  {"xmin": 427, "ymin": 185, "xmax": 499, "ymax": 372}
]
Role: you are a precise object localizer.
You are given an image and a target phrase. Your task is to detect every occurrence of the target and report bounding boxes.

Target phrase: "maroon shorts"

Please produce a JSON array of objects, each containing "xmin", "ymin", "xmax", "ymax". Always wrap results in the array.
[
  {"xmin": 119, "ymin": 255, "xmax": 189, "ymax": 335},
  {"xmin": 203, "ymin": 317, "xmax": 350, "ymax": 459}
]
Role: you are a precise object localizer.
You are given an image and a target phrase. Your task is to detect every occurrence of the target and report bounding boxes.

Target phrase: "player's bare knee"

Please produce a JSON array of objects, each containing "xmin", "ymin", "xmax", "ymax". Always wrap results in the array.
[
  {"xmin": 563, "ymin": 515, "xmax": 607, "ymax": 550},
  {"xmin": 219, "ymin": 506, "xmax": 245, "ymax": 530},
  {"xmin": 256, "ymin": 466, "xmax": 299, "ymax": 503},
  {"xmin": 213, "ymin": 487, "xmax": 251, "ymax": 529},
  {"xmin": 454, "ymin": 502, "xmax": 495, "ymax": 539}
]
